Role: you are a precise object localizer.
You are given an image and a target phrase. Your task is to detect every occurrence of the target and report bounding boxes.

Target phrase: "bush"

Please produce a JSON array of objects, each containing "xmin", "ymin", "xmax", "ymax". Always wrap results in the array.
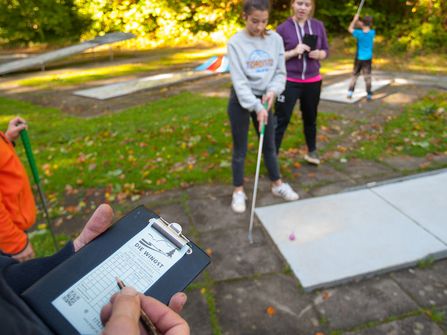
[{"xmin": 0, "ymin": 0, "xmax": 88, "ymax": 45}]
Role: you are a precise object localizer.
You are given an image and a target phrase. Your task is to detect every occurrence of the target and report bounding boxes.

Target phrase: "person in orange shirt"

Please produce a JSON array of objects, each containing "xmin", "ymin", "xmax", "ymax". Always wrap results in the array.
[{"xmin": 0, "ymin": 116, "xmax": 36, "ymax": 262}]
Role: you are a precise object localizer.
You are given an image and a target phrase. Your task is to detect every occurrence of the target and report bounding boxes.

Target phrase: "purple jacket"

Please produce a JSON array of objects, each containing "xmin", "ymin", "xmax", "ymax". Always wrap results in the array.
[{"xmin": 277, "ymin": 17, "xmax": 329, "ymax": 80}]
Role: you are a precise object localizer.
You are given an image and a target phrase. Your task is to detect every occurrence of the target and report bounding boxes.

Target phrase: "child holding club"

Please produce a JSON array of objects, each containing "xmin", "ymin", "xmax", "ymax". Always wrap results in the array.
[
  {"xmin": 347, "ymin": 14, "xmax": 376, "ymax": 101},
  {"xmin": 227, "ymin": 0, "xmax": 299, "ymax": 213},
  {"xmin": 0, "ymin": 117, "xmax": 36, "ymax": 261}
]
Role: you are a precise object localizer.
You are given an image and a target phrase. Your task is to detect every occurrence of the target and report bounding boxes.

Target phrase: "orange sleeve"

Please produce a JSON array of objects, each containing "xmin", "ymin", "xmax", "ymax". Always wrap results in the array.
[{"xmin": 0, "ymin": 186, "xmax": 28, "ymax": 255}]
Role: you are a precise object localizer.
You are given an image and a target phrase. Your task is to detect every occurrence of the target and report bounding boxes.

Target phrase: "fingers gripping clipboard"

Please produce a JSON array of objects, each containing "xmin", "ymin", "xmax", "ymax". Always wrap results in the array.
[{"xmin": 22, "ymin": 206, "xmax": 210, "ymax": 334}]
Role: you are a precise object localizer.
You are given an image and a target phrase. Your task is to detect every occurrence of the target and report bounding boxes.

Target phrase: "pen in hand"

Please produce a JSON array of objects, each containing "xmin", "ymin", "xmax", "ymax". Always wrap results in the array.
[{"xmin": 116, "ymin": 277, "xmax": 161, "ymax": 335}]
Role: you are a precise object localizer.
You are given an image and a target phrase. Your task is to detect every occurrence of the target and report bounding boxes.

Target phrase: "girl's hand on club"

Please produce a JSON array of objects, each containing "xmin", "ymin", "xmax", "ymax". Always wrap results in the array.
[
  {"xmin": 262, "ymin": 91, "xmax": 275, "ymax": 112},
  {"xmin": 5, "ymin": 116, "xmax": 27, "ymax": 142},
  {"xmin": 257, "ymin": 109, "xmax": 268, "ymax": 132}
]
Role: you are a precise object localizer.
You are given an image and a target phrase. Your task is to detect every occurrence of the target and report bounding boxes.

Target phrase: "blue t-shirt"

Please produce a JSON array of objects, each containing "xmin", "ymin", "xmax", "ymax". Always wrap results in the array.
[{"xmin": 353, "ymin": 29, "xmax": 375, "ymax": 60}]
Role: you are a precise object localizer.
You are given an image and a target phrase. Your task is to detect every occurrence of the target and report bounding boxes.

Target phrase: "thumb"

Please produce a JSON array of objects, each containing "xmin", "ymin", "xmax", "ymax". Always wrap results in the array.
[
  {"xmin": 74, "ymin": 204, "xmax": 114, "ymax": 252},
  {"xmin": 102, "ymin": 287, "xmax": 140, "ymax": 335}
]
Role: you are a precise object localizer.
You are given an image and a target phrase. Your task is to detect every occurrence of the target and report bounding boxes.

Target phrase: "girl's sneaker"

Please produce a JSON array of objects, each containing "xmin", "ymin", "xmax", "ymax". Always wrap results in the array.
[
  {"xmin": 347, "ymin": 91, "xmax": 353, "ymax": 99},
  {"xmin": 272, "ymin": 183, "xmax": 299, "ymax": 201},
  {"xmin": 304, "ymin": 151, "xmax": 320, "ymax": 165},
  {"xmin": 231, "ymin": 191, "xmax": 247, "ymax": 213}
]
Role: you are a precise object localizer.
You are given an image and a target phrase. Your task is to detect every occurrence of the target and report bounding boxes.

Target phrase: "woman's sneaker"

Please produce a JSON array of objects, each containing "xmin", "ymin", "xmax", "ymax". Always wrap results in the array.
[
  {"xmin": 304, "ymin": 151, "xmax": 320, "ymax": 165},
  {"xmin": 231, "ymin": 191, "xmax": 247, "ymax": 213},
  {"xmin": 271, "ymin": 183, "xmax": 299, "ymax": 201}
]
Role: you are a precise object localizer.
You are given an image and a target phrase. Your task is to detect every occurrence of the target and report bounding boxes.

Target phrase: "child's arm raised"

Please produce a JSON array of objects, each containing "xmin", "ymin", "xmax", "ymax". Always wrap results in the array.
[{"xmin": 348, "ymin": 14, "xmax": 360, "ymax": 34}]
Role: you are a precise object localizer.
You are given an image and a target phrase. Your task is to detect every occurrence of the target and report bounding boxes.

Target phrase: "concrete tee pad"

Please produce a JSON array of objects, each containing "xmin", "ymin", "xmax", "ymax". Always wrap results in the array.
[
  {"xmin": 74, "ymin": 71, "xmax": 215, "ymax": 100},
  {"xmin": 320, "ymin": 77, "xmax": 391, "ymax": 103},
  {"xmin": 255, "ymin": 171, "xmax": 447, "ymax": 291}
]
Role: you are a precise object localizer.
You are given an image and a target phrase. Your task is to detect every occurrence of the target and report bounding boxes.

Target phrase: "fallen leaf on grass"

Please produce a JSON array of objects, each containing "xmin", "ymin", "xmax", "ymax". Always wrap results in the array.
[
  {"xmin": 42, "ymin": 163, "xmax": 52, "ymax": 176},
  {"xmin": 65, "ymin": 205, "xmax": 79, "ymax": 214},
  {"xmin": 107, "ymin": 169, "xmax": 123, "ymax": 177},
  {"xmin": 206, "ymin": 248, "xmax": 213, "ymax": 256},
  {"xmin": 54, "ymin": 217, "xmax": 64, "ymax": 228},
  {"xmin": 156, "ymin": 178, "xmax": 167, "ymax": 185},
  {"xmin": 77, "ymin": 153, "xmax": 86, "ymax": 163}
]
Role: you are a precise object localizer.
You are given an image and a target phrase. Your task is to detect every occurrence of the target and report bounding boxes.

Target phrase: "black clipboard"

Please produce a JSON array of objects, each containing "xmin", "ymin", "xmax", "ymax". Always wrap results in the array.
[
  {"xmin": 303, "ymin": 33, "xmax": 317, "ymax": 51},
  {"xmin": 22, "ymin": 206, "xmax": 210, "ymax": 335}
]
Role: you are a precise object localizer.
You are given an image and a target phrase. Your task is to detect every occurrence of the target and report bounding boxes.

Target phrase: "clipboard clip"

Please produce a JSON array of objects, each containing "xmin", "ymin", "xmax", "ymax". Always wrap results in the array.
[{"xmin": 149, "ymin": 217, "xmax": 192, "ymax": 254}]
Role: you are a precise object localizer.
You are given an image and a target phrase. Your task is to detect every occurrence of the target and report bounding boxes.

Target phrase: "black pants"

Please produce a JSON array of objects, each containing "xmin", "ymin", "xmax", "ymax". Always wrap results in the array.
[
  {"xmin": 227, "ymin": 89, "xmax": 281, "ymax": 187},
  {"xmin": 275, "ymin": 80, "xmax": 322, "ymax": 153},
  {"xmin": 349, "ymin": 59, "xmax": 372, "ymax": 94}
]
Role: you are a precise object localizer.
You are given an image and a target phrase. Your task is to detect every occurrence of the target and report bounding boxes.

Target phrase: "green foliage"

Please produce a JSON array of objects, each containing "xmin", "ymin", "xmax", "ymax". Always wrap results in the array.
[
  {"xmin": 0, "ymin": 0, "xmax": 446, "ymax": 51},
  {"xmin": 0, "ymin": 0, "xmax": 88, "ymax": 45},
  {"xmin": 74, "ymin": 0, "xmax": 242, "ymax": 46},
  {"xmin": 389, "ymin": 0, "xmax": 447, "ymax": 52}
]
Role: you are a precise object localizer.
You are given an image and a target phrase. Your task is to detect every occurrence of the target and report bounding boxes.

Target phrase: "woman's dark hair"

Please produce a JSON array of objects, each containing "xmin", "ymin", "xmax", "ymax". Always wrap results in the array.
[{"xmin": 243, "ymin": 0, "xmax": 271, "ymax": 14}]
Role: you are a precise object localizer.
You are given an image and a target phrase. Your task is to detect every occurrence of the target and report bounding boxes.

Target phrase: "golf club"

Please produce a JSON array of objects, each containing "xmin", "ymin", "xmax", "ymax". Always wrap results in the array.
[
  {"xmin": 20, "ymin": 126, "xmax": 59, "ymax": 250},
  {"xmin": 356, "ymin": 0, "xmax": 366, "ymax": 16},
  {"xmin": 248, "ymin": 102, "xmax": 268, "ymax": 244}
]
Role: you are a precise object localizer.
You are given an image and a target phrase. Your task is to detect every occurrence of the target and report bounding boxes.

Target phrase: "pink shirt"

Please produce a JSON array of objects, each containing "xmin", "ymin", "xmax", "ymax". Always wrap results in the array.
[{"xmin": 287, "ymin": 74, "xmax": 322, "ymax": 83}]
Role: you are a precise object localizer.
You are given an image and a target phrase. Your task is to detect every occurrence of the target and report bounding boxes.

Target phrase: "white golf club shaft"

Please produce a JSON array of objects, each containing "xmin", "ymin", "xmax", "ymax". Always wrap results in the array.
[
  {"xmin": 356, "ymin": 0, "xmax": 366, "ymax": 16},
  {"xmin": 248, "ymin": 122, "xmax": 265, "ymax": 244}
]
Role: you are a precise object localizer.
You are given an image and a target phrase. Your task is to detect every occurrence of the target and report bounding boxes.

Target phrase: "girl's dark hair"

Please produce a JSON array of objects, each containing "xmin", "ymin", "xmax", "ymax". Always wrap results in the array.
[{"xmin": 243, "ymin": 0, "xmax": 271, "ymax": 14}]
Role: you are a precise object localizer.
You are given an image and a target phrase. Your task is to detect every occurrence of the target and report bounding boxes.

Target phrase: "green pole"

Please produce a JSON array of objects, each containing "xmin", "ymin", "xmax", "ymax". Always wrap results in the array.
[
  {"xmin": 20, "ymin": 128, "xmax": 59, "ymax": 251},
  {"xmin": 20, "ymin": 129, "xmax": 40, "ymax": 185}
]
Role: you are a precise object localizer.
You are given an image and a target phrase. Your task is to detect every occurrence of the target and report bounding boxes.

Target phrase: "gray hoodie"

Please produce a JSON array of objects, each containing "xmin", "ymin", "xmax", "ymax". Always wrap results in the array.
[{"xmin": 227, "ymin": 30, "xmax": 286, "ymax": 113}]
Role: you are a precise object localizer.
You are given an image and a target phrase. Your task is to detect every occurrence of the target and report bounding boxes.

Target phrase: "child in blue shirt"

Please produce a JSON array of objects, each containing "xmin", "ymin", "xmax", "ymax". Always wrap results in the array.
[{"xmin": 347, "ymin": 14, "xmax": 376, "ymax": 101}]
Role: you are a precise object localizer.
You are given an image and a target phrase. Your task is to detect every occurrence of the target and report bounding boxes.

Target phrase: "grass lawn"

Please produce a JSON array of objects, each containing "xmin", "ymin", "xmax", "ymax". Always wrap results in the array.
[{"xmin": 351, "ymin": 91, "xmax": 447, "ymax": 160}]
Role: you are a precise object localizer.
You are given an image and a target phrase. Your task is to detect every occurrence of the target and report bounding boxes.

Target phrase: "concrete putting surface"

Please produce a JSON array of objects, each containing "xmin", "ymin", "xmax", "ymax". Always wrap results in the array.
[
  {"xmin": 321, "ymin": 77, "xmax": 391, "ymax": 103},
  {"xmin": 255, "ymin": 170, "xmax": 447, "ymax": 291},
  {"xmin": 74, "ymin": 70, "xmax": 215, "ymax": 100}
]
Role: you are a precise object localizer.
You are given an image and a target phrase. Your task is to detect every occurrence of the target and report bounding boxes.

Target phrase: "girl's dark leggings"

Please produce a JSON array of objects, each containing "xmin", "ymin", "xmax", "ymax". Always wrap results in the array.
[
  {"xmin": 274, "ymin": 80, "xmax": 322, "ymax": 153},
  {"xmin": 227, "ymin": 89, "xmax": 281, "ymax": 187}
]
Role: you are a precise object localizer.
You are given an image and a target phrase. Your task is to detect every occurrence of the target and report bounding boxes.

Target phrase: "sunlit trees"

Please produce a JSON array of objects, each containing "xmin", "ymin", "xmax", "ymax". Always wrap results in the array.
[
  {"xmin": 0, "ymin": 0, "xmax": 445, "ymax": 51},
  {"xmin": 0, "ymin": 0, "xmax": 87, "ymax": 44}
]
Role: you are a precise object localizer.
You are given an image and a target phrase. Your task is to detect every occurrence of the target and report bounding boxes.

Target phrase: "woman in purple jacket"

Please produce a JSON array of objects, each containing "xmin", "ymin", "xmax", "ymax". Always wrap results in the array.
[{"xmin": 275, "ymin": 0, "xmax": 329, "ymax": 165}]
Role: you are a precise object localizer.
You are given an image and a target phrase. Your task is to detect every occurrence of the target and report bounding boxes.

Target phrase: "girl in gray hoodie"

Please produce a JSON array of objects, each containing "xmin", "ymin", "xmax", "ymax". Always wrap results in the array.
[{"xmin": 227, "ymin": 0, "xmax": 299, "ymax": 213}]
